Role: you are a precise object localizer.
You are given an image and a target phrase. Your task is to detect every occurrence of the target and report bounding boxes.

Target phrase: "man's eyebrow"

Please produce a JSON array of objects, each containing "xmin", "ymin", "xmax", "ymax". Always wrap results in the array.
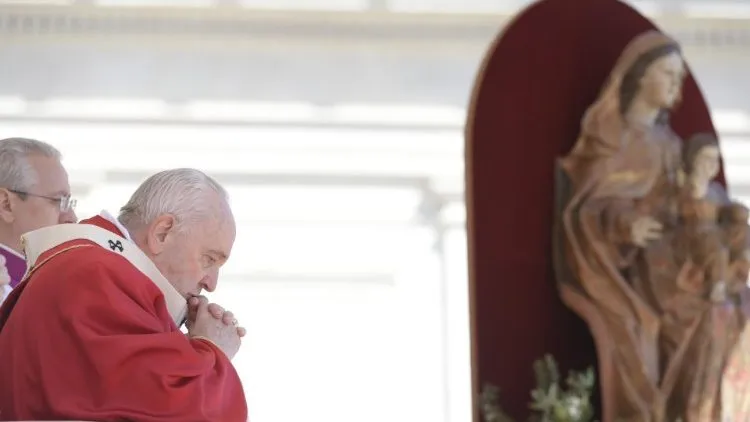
[{"xmin": 208, "ymin": 249, "xmax": 228, "ymax": 260}]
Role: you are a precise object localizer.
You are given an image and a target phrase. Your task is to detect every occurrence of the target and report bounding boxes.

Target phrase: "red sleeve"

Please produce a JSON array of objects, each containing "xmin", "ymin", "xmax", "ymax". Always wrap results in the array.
[{"xmin": 3, "ymin": 245, "xmax": 248, "ymax": 422}]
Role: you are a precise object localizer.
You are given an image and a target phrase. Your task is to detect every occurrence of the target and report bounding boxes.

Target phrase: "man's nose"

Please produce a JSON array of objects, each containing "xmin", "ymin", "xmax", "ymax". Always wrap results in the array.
[
  {"xmin": 59, "ymin": 209, "xmax": 77, "ymax": 224},
  {"xmin": 201, "ymin": 272, "xmax": 219, "ymax": 293}
]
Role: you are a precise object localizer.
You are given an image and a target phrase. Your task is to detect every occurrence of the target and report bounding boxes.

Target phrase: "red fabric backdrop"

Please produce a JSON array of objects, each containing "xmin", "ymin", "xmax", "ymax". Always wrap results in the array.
[{"xmin": 465, "ymin": 0, "xmax": 719, "ymax": 419}]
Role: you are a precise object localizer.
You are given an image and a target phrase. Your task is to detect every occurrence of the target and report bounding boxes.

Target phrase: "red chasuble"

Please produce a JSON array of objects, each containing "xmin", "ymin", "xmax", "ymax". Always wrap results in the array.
[{"xmin": 0, "ymin": 216, "xmax": 248, "ymax": 422}]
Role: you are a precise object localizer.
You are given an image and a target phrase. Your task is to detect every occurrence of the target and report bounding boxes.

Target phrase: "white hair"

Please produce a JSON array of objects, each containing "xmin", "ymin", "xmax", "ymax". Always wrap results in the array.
[
  {"xmin": 119, "ymin": 168, "xmax": 229, "ymax": 232},
  {"xmin": 0, "ymin": 137, "xmax": 62, "ymax": 191}
]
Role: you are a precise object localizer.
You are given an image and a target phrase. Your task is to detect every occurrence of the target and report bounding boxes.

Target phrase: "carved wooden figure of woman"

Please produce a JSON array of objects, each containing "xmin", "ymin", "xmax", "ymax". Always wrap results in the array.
[{"xmin": 557, "ymin": 31, "xmax": 686, "ymax": 422}]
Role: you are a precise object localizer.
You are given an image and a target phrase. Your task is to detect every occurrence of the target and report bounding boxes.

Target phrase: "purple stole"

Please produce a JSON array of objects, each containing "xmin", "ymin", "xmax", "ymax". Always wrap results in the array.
[{"xmin": 0, "ymin": 243, "xmax": 26, "ymax": 288}]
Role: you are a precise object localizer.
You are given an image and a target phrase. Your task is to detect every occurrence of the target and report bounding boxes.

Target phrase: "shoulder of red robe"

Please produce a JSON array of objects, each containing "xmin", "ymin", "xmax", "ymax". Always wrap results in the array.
[{"xmin": 20, "ymin": 223, "xmax": 187, "ymax": 326}]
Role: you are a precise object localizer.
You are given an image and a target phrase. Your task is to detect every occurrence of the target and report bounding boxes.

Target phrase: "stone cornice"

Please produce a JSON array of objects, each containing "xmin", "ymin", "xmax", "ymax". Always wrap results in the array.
[{"xmin": 1, "ymin": 5, "xmax": 749, "ymax": 50}]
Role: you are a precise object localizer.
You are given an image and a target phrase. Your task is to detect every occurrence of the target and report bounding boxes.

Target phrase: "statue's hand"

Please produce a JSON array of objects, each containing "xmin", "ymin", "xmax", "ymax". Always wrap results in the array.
[{"xmin": 630, "ymin": 216, "xmax": 663, "ymax": 247}]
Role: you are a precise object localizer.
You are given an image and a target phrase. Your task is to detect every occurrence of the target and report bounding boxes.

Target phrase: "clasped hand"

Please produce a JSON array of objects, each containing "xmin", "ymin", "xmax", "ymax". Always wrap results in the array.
[{"xmin": 186, "ymin": 295, "xmax": 246, "ymax": 359}]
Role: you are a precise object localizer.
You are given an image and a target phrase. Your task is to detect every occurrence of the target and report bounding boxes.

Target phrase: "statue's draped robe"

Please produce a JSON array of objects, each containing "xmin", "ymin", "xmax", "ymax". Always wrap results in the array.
[
  {"xmin": 559, "ymin": 32, "xmax": 684, "ymax": 421},
  {"xmin": 723, "ymin": 323, "xmax": 750, "ymax": 419},
  {"xmin": 660, "ymin": 188, "xmax": 740, "ymax": 421},
  {"xmin": 721, "ymin": 210, "xmax": 750, "ymax": 421}
]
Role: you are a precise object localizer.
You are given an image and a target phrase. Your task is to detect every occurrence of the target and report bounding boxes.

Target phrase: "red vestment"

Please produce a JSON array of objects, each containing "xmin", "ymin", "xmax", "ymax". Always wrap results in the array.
[{"xmin": 0, "ymin": 216, "xmax": 248, "ymax": 422}]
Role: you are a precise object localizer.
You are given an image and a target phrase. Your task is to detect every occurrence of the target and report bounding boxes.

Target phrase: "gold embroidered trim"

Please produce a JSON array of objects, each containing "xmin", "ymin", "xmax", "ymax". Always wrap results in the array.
[{"xmin": 22, "ymin": 244, "xmax": 94, "ymax": 284}]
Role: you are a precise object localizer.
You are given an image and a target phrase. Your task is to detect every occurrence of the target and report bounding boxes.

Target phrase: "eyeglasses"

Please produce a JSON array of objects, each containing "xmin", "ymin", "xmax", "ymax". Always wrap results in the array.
[{"xmin": 8, "ymin": 189, "xmax": 77, "ymax": 213}]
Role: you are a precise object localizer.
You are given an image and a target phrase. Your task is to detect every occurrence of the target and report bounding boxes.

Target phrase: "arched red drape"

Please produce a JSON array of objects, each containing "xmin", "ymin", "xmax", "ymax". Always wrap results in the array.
[{"xmin": 465, "ymin": 0, "xmax": 719, "ymax": 419}]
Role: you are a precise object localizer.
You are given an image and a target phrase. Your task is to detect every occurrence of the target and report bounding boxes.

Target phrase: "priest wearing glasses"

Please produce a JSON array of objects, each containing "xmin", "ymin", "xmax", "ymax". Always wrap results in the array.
[{"xmin": 0, "ymin": 137, "xmax": 77, "ymax": 303}]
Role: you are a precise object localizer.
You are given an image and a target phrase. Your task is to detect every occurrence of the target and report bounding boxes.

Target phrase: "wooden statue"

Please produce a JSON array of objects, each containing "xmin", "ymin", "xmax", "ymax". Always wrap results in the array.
[
  {"xmin": 554, "ymin": 31, "xmax": 750, "ymax": 422},
  {"xmin": 466, "ymin": 0, "xmax": 718, "ymax": 419}
]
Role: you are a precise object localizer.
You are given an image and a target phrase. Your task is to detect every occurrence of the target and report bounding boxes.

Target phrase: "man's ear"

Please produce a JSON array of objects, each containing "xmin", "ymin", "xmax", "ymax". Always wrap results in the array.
[
  {"xmin": 146, "ymin": 214, "xmax": 177, "ymax": 255},
  {"xmin": 0, "ymin": 189, "xmax": 15, "ymax": 224}
]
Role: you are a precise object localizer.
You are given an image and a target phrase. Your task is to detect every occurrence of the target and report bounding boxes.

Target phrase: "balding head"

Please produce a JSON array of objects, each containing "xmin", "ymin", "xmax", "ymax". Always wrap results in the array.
[
  {"xmin": 119, "ymin": 168, "xmax": 230, "ymax": 232},
  {"xmin": 120, "ymin": 169, "xmax": 235, "ymax": 298}
]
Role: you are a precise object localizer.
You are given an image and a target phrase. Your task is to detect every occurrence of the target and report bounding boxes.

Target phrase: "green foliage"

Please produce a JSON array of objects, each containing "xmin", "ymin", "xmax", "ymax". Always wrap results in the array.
[
  {"xmin": 480, "ymin": 383, "xmax": 516, "ymax": 422},
  {"xmin": 480, "ymin": 354, "xmax": 597, "ymax": 422},
  {"xmin": 528, "ymin": 354, "xmax": 596, "ymax": 422}
]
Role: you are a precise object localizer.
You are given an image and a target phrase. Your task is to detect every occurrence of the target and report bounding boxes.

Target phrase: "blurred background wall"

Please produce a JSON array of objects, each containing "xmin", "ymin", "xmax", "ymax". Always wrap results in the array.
[{"xmin": 0, "ymin": 1, "xmax": 748, "ymax": 421}]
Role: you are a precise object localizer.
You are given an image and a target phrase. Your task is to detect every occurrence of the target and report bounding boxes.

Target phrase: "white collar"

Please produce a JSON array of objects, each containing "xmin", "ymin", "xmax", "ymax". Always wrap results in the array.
[
  {"xmin": 0, "ymin": 241, "xmax": 24, "ymax": 260},
  {"xmin": 21, "ymin": 221, "xmax": 187, "ymax": 326},
  {"xmin": 99, "ymin": 210, "xmax": 133, "ymax": 242}
]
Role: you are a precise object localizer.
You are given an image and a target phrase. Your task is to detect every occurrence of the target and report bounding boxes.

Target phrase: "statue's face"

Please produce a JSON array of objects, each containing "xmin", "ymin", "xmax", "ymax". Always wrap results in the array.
[
  {"xmin": 693, "ymin": 145, "xmax": 721, "ymax": 182},
  {"xmin": 639, "ymin": 51, "xmax": 685, "ymax": 109}
]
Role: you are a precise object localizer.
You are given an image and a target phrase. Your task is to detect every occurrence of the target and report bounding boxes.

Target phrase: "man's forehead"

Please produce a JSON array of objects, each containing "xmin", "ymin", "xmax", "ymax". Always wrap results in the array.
[
  {"xmin": 197, "ymin": 218, "xmax": 234, "ymax": 249},
  {"xmin": 28, "ymin": 155, "xmax": 69, "ymax": 191},
  {"xmin": 27, "ymin": 154, "xmax": 62, "ymax": 171},
  {"xmin": 200, "ymin": 236, "xmax": 232, "ymax": 260}
]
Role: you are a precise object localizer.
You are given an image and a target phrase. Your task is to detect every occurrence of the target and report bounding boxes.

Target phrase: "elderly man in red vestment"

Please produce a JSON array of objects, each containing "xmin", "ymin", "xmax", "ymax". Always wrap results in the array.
[
  {"xmin": 0, "ymin": 168, "xmax": 248, "ymax": 421},
  {"xmin": 0, "ymin": 137, "xmax": 78, "ymax": 304}
]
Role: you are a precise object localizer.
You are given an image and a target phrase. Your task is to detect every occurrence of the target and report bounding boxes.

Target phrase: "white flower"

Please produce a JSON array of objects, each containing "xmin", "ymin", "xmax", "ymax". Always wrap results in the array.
[{"xmin": 564, "ymin": 396, "xmax": 584, "ymax": 420}]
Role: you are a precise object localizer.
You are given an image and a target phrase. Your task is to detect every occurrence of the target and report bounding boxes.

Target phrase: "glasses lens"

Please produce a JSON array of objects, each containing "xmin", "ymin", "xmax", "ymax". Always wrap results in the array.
[{"xmin": 61, "ymin": 196, "xmax": 77, "ymax": 212}]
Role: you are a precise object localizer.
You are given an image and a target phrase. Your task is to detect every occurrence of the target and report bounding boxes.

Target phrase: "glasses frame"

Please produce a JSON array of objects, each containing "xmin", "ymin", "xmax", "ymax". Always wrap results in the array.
[{"xmin": 7, "ymin": 189, "xmax": 77, "ymax": 213}]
